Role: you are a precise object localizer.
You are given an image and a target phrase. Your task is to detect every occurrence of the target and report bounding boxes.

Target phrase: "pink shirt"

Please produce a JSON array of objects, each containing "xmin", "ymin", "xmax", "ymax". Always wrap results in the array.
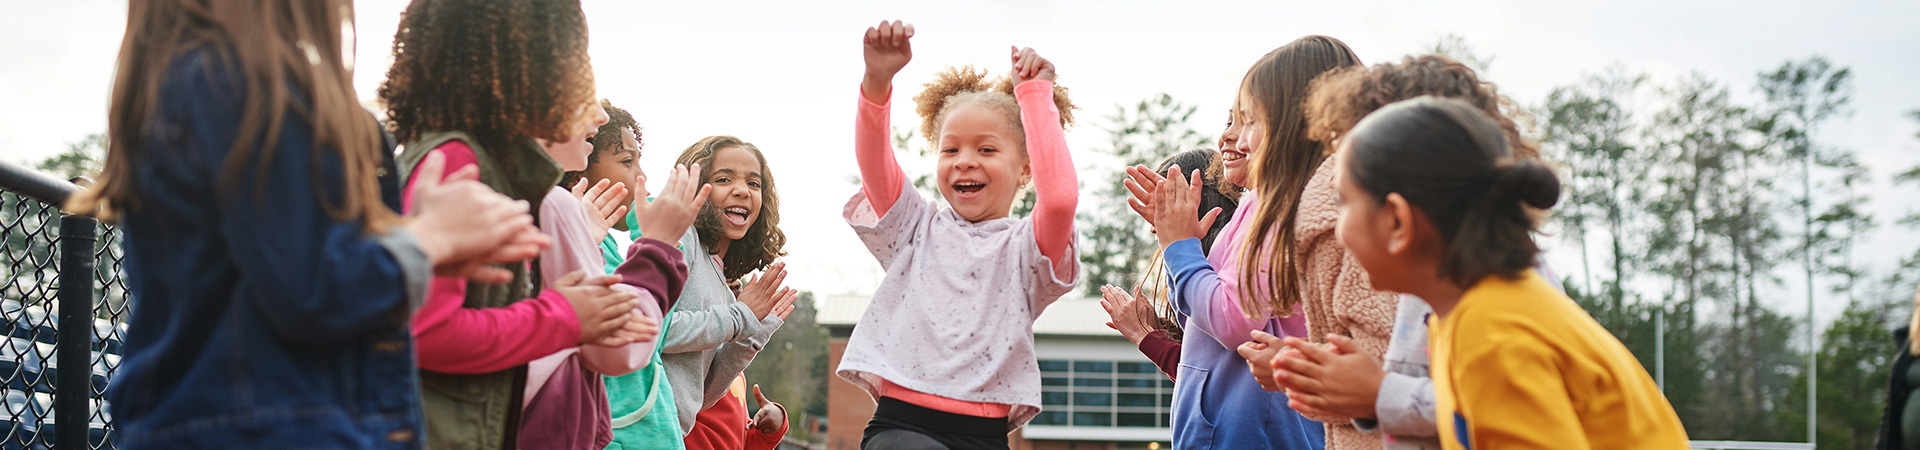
[
  {"xmin": 402, "ymin": 141, "xmax": 582, "ymax": 374},
  {"xmin": 524, "ymin": 186, "xmax": 662, "ymax": 402}
]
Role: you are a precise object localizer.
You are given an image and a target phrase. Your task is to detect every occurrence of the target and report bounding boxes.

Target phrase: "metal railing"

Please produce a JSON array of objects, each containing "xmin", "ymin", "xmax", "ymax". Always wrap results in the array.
[{"xmin": 0, "ymin": 161, "xmax": 126, "ymax": 449}]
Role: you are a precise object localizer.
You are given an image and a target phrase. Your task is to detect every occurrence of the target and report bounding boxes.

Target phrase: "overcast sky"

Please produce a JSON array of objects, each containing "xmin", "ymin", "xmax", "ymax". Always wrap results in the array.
[{"xmin": 3, "ymin": 0, "xmax": 1917, "ymax": 323}]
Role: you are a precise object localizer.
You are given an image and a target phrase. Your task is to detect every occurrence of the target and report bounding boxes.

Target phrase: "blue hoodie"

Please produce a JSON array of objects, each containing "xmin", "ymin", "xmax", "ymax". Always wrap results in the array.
[{"xmin": 1165, "ymin": 234, "xmax": 1326, "ymax": 450}]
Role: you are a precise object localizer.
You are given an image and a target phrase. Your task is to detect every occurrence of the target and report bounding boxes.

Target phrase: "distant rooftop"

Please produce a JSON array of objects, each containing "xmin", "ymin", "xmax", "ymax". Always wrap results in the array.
[{"xmin": 817, "ymin": 294, "xmax": 1122, "ymax": 337}]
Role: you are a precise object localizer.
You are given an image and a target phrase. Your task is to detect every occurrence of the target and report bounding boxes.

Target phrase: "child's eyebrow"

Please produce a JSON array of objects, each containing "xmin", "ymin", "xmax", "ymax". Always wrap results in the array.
[{"xmin": 710, "ymin": 168, "xmax": 763, "ymax": 178}]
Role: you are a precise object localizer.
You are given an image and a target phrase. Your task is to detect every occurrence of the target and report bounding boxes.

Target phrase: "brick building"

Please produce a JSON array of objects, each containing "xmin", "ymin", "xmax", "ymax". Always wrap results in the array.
[{"xmin": 819, "ymin": 295, "xmax": 1173, "ymax": 450}]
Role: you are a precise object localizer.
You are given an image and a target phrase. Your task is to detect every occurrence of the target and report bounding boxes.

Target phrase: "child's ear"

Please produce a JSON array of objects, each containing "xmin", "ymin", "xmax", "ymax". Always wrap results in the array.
[{"xmin": 1383, "ymin": 192, "xmax": 1416, "ymax": 255}]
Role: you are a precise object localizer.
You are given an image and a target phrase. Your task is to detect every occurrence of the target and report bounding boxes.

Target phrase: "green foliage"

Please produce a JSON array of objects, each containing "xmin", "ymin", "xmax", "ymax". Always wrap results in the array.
[
  {"xmin": 742, "ymin": 292, "xmax": 830, "ymax": 439},
  {"xmin": 1076, "ymin": 94, "xmax": 1212, "ymax": 295},
  {"xmin": 35, "ymin": 133, "xmax": 106, "ymax": 180},
  {"xmin": 1428, "ymin": 33, "xmax": 1493, "ymax": 73},
  {"xmin": 1543, "ymin": 56, "xmax": 1890, "ymax": 443}
]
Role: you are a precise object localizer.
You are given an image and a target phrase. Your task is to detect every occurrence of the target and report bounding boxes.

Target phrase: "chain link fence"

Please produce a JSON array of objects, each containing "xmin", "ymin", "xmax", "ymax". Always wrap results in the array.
[{"xmin": 0, "ymin": 165, "xmax": 125, "ymax": 450}]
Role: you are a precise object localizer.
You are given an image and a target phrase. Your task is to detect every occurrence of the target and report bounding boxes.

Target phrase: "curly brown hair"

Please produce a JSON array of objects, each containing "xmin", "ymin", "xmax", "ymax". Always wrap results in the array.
[
  {"xmin": 376, "ymin": 0, "xmax": 596, "ymax": 163},
  {"xmin": 1304, "ymin": 54, "xmax": 1538, "ymax": 159},
  {"xmin": 676, "ymin": 136, "xmax": 787, "ymax": 282},
  {"xmin": 560, "ymin": 99, "xmax": 641, "ymax": 188},
  {"xmin": 912, "ymin": 65, "xmax": 1076, "ymax": 150}
]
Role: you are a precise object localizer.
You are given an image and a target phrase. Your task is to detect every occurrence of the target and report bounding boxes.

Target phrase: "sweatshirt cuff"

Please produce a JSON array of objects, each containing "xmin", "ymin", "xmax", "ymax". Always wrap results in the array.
[
  {"xmin": 1163, "ymin": 238, "xmax": 1209, "ymax": 284},
  {"xmin": 1013, "ymin": 79, "xmax": 1056, "ymax": 101},
  {"xmin": 619, "ymin": 237, "xmax": 688, "ymax": 311},
  {"xmin": 745, "ymin": 315, "xmax": 786, "ymax": 350},
  {"xmin": 372, "ymin": 228, "xmax": 432, "ymax": 319},
  {"xmin": 859, "ymin": 84, "xmax": 892, "ymax": 109},
  {"xmin": 1372, "ymin": 371, "xmax": 1440, "ymax": 437}
]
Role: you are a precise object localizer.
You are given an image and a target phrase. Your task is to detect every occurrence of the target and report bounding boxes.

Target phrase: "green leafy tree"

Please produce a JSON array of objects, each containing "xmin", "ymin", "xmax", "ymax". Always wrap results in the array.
[
  {"xmin": 1077, "ymin": 94, "xmax": 1212, "ymax": 295},
  {"xmin": 36, "ymin": 133, "xmax": 107, "ymax": 179},
  {"xmin": 1642, "ymin": 74, "xmax": 1797, "ymax": 439},
  {"xmin": 1541, "ymin": 69, "xmax": 1658, "ymax": 366},
  {"xmin": 743, "ymin": 292, "xmax": 830, "ymax": 440},
  {"xmin": 1428, "ymin": 33, "xmax": 1493, "ymax": 73}
]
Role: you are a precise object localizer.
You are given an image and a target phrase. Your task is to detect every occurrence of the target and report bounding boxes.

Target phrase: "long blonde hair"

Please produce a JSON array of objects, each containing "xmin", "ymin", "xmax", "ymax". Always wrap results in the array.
[
  {"xmin": 1909, "ymin": 286, "xmax": 1920, "ymax": 355},
  {"xmin": 68, "ymin": 0, "xmax": 395, "ymax": 233}
]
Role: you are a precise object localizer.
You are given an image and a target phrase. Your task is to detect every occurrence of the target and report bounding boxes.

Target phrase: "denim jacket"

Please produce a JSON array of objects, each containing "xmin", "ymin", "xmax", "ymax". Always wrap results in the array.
[{"xmin": 108, "ymin": 49, "xmax": 430, "ymax": 449}]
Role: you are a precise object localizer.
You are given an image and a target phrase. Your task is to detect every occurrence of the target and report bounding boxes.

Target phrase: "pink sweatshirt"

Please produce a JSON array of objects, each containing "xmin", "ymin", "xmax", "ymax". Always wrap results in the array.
[
  {"xmin": 402, "ymin": 141, "xmax": 581, "ymax": 374},
  {"xmin": 525, "ymin": 186, "xmax": 662, "ymax": 398},
  {"xmin": 1186, "ymin": 195, "xmax": 1309, "ymax": 348}
]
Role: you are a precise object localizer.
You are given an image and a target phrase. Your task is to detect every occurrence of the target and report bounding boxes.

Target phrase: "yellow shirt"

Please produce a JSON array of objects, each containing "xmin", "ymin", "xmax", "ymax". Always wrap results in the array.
[{"xmin": 1431, "ymin": 271, "xmax": 1689, "ymax": 450}]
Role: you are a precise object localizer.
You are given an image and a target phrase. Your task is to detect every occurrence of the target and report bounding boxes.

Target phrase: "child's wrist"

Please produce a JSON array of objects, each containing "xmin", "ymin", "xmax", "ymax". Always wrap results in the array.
[
  {"xmin": 403, "ymin": 221, "xmax": 452, "ymax": 265},
  {"xmin": 860, "ymin": 74, "xmax": 892, "ymax": 100}
]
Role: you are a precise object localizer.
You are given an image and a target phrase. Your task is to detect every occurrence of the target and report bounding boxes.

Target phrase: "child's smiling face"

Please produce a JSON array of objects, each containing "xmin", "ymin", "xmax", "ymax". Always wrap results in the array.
[
  {"xmin": 546, "ymin": 103, "xmax": 609, "ymax": 172},
  {"xmin": 935, "ymin": 103, "xmax": 1029, "ymax": 222},
  {"xmin": 707, "ymin": 145, "xmax": 765, "ymax": 242}
]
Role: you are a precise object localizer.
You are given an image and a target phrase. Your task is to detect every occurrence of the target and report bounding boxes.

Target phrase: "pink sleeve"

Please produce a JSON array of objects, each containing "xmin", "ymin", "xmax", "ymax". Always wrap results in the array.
[
  {"xmin": 1015, "ymin": 80, "xmax": 1078, "ymax": 277},
  {"xmin": 538, "ymin": 189, "xmax": 659, "ymax": 376},
  {"xmin": 856, "ymin": 86, "xmax": 907, "ymax": 218},
  {"xmin": 403, "ymin": 142, "xmax": 583, "ymax": 374}
]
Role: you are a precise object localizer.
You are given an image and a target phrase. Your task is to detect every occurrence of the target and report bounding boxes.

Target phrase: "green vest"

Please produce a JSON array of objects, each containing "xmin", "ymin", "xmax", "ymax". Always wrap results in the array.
[
  {"xmin": 397, "ymin": 130, "xmax": 564, "ymax": 450},
  {"xmin": 602, "ymin": 224, "xmax": 688, "ymax": 449}
]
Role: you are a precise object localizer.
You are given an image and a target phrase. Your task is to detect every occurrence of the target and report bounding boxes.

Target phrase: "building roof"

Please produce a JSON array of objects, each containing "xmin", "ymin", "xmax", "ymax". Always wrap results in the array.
[{"xmin": 818, "ymin": 294, "xmax": 1123, "ymax": 337}]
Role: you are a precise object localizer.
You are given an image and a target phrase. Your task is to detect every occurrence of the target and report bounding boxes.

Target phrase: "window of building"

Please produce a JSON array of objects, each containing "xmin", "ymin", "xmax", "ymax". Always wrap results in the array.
[{"xmin": 1032, "ymin": 359, "xmax": 1173, "ymax": 428}]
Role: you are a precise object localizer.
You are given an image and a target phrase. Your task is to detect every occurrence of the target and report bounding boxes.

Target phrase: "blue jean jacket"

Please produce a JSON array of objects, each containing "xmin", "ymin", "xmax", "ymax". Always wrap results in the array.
[{"xmin": 107, "ymin": 49, "xmax": 430, "ymax": 449}]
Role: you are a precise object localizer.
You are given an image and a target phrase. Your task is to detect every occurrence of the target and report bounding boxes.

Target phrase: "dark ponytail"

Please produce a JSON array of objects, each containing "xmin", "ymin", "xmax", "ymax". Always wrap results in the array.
[{"xmin": 1344, "ymin": 96, "xmax": 1560, "ymax": 287}]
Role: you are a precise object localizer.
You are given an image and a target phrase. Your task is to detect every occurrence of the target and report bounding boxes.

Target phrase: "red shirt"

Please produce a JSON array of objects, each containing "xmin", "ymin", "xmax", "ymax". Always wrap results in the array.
[{"xmin": 683, "ymin": 376, "xmax": 786, "ymax": 450}]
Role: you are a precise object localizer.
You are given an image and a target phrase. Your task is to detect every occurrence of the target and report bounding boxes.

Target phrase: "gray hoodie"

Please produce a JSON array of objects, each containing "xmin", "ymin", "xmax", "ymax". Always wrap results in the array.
[{"xmin": 659, "ymin": 230, "xmax": 783, "ymax": 435}]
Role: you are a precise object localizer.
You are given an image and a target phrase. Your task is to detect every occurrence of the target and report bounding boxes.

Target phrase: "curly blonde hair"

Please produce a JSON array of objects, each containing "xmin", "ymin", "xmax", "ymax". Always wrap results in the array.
[
  {"xmin": 1304, "ymin": 54, "xmax": 1537, "ymax": 158},
  {"xmin": 912, "ymin": 65, "xmax": 1076, "ymax": 150}
]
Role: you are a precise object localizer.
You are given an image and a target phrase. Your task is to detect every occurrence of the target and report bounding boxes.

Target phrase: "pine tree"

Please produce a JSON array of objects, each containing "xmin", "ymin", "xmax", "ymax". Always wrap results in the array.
[{"xmin": 1076, "ymin": 94, "xmax": 1212, "ymax": 295}]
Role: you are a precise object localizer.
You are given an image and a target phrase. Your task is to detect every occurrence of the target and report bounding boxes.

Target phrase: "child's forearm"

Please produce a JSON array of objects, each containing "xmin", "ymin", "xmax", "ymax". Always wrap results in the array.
[
  {"xmin": 1164, "ymin": 238, "xmax": 1267, "ymax": 348},
  {"xmin": 414, "ymin": 286, "xmax": 581, "ymax": 374},
  {"xmin": 1016, "ymin": 80, "xmax": 1077, "ymax": 267},
  {"xmin": 856, "ymin": 86, "xmax": 907, "ymax": 217}
]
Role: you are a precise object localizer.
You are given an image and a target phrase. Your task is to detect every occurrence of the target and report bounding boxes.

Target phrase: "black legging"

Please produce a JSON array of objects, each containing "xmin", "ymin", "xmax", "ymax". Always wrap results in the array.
[{"xmin": 861, "ymin": 397, "xmax": 1010, "ymax": 450}]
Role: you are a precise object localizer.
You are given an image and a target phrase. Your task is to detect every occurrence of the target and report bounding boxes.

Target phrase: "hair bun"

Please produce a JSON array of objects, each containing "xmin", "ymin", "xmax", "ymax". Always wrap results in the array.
[{"xmin": 1495, "ymin": 159, "xmax": 1560, "ymax": 209}]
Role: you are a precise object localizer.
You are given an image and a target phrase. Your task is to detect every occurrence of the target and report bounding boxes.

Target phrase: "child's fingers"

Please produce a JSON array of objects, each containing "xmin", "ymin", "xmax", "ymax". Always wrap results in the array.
[
  {"xmin": 412, "ymin": 151, "xmax": 447, "ymax": 193},
  {"xmin": 689, "ymin": 184, "xmax": 714, "ymax": 213},
  {"xmin": 1148, "ymin": 166, "xmax": 1166, "ymax": 183},
  {"xmin": 556, "ymin": 270, "xmax": 586, "ymax": 287},
  {"xmin": 775, "ymin": 290, "xmax": 797, "ymax": 311},
  {"xmin": 1281, "ymin": 336, "xmax": 1337, "ymax": 364},
  {"xmin": 1198, "ymin": 207, "xmax": 1223, "ymax": 231},
  {"xmin": 611, "ymin": 205, "xmax": 629, "ymax": 222},
  {"xmin": 585, "ymin": 274, "xmax": 623, "ymax": 287},
  {"xmin": 1127, "ymin": 198, "xmax": 1154, "ymax": 222},
  {"xmin": 1249, "ymin": 329, "xmax": 1284, "ymax": 346},
  {"xmin": 571, "ymin": 177, "xmax": 590, "ymax": 198},
  {"xmin": 753, "ymin": 385, "xmax": 771, "ymax": 407},
  {"xmin": 1326, "ymin": 334, "xmax": 1361, "ymax": 355},
  {"xmin": 1274, "ymin": 352, "xmax": 1324, "ymax": 383}
]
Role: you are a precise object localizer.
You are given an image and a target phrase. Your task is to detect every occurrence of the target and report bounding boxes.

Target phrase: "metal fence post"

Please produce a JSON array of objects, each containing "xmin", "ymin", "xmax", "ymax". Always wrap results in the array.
[{"xmin": 57, "ymin": 215, "xmax": 97, "ymax": 450}]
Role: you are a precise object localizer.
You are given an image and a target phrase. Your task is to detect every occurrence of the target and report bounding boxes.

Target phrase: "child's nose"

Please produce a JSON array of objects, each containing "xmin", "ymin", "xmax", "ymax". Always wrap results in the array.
[{"xmin": 955, "ymin": 152, "xmax": 980, "ymax": 169}]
